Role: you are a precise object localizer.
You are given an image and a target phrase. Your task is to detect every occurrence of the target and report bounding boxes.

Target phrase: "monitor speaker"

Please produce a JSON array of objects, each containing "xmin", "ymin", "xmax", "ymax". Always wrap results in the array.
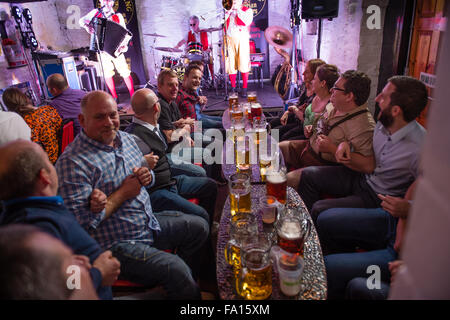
[{"xmin": 301, "ymin": 0, "xmax": 339, "ymax": 20}]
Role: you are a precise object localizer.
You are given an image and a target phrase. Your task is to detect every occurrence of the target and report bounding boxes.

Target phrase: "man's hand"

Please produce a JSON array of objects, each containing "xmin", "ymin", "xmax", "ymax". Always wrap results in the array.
[
  {"xmin": 183, "ymin": 118, "xmax": 195, "ymax": 126},
  {"xmin": 198, "ymin": 96, "xmax": 208, "ymax": 106},
  {"xmin": 172, "ymin": 119, "xmax": 185, "ymax": 128},
  {"xmin": 389, "ymin": 260, "xmax": 404, "ymax": 283},
  {"xmin": 133, "ymin": 167, "xmax": 152, "ymax": 187},
  {"xmin": 280, "ymin": 111, "xmax": 290, "ymax": 126},
  {"xmin": 144, "ymin": 152, "xmax": 159, "ymax": 170},
  {"xmin": 316, "ymin": 134, "xmax": 335, "ymax": 153},
  {"xmin": 119, "ymin": 175, "xmax": 142, "ymax": 200},
  {"xmin": 335, "ymin": 141, "xmax": 351, "ymax": 164},
  {"xmin": 72, "ymin": 255, "xmax": 92, "ymax": 270},
  {"xmin": 378, "ymin": 194, "xmax": 410, "ymax": 218},
  {"xmin": 304, "ymin": 125, "xmax": 313, "ymax": 138},
  {"xmin": 93, "ymin": 251, "xmax": 121, "ymax": 286},
  {"xmin": 90, "ymin": 189, "xmax": 107, "ymax": 213}
]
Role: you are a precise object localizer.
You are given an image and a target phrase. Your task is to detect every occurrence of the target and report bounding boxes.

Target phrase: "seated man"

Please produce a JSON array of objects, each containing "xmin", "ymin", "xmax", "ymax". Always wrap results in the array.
[
  {"xmin": 55, "ymin": 90, "xmax": 208, "ymax": 299},
  {"xmin": 0, "ymin": 139, "xmax": 120, "ymax": 300},
  {"xmin": 0, "ymin": 224, "xmax": 98, "ymax": 300},
  {"xmin": 282, "ymin": 70, "xmax": 376, "ymax": 189},
  {"xmin": 47, "ymin": 73, "xmax": 86, "ymax": 136},
  {"xmin": 157, "ymin": 69, "xmax": 225, "ymax": 183},
  {"xmin": 177, "ymin": 63, "xmax": 223, "ymax": 130},
  {"xmin": 320, "ymin": 181, "xmax": 416, "ymax": 299},
  {"xmin": 125, "ymin": 88, "xmax": 218, "ymax": 225},
  {"xmin": 298, "ymin": 76, "xmax": 428, "ymax": 222},
  {"xmin": 0, "ymin": 110, "xmax": 31, "ymax": 146}
]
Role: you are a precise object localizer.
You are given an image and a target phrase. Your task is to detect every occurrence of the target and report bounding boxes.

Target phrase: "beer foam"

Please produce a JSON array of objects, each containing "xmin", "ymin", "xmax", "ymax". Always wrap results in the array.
[
  {"xmin": 279, "ymin": 221, "xmax": 302, "ymax": 239},
  {"xmin": 266, "ymin": 172, "xmax": 287, "ymax": 184}
]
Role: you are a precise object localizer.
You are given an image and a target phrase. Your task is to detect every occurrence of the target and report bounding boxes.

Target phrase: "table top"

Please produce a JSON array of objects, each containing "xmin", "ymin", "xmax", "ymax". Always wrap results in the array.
[
  {"xmin": 216, "ymin": 184, "xmax": 328, "ymax": 300},
  {"xmin": 222, "ymin": 108, "xmax": 266, "ymax": 131}
]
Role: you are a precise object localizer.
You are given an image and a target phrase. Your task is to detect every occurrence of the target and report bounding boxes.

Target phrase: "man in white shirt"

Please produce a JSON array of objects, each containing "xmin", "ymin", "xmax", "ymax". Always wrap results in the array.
[{"xmin": 0, "ymin": 111, "xmax": 31, "ymax": 146}]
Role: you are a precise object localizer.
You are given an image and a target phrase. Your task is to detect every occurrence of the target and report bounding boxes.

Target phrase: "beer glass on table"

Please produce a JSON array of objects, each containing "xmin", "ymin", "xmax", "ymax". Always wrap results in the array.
[
  {"xmin": 229, "ymin": 92, "xmax": 239, "ymax": 110},
  {"xmin": 250, "ymin": 102, "xmax": 263, "ymax": 122},
  {"xmin": 236, "ymin": 235, "xmax": 272, "ymax": 300},
  {"xmin": 224, "ymin": 213, "xmax": 258, "ymax": 277},
  {"xmin": 229, "ymin": 172, "xmax": 251, "ymax": 216},
  {"xmin": 266, "ymin": 167, "xmax": 287, "ymax": 204},
  {"xmin": 230, "ymin": 104, "xmax": 244, "ymax": 123},
  {"xmin": 247, "ymin": 91, "xmax": 257, "ymax": 103},
  {"xmin": 235, "ymin": 137, "xmax": 251, "ymax": 175},
  {"xmin": 276, "ymin": 214, "xmax": 311, "ymax": 258}
]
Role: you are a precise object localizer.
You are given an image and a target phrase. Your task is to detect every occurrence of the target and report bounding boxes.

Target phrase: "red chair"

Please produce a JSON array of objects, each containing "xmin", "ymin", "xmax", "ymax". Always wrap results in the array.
[{"xmin": 58, "ymin": 119, "xmax": 74, "ymax": 156}]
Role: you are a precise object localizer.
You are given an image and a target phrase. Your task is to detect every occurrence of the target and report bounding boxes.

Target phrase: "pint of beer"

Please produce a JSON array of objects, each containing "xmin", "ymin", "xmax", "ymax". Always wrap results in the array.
[
  {"xmin": 266, "ymin": 168, "xmax": 287, "ymax": 204},
  {"xmin": 247, "ymin": 91, "xmax": 257, "ymax": 103},
  {"xmin": 276, "ymin": 216, "xmax": 311, "ymax": 257},
  {"xmin": 229, "ymin": 173, "xmax": 251, "ymax": 215},
  {"xmin": 251, "ymin": 102, "xmax": 263, "ymax": 121},
  {"xmin": 259, "ymin": 154, "xmax": 272, "ymax": 182},
  {"xmin": 236, "ymin": 235, "xmax": 272, "ymax": 300},
  {"xmin": 229, "ymin": 92, "xmax": 239, "ymax": 110}
]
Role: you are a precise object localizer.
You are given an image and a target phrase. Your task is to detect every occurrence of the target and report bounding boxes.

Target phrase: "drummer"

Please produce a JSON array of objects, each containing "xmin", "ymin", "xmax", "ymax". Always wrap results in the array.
[{"xmin": 175, "ymin": 15, "xmax": 214, "ymax": 83}]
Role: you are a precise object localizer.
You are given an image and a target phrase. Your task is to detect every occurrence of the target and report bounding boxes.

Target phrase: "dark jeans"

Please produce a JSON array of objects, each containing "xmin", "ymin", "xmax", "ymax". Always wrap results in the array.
[
  {"xmin": 149, "ymin": 174, "xmax": 218, "ymax": 225},
  {"xmin": 319, "ymin": 207, "xmax": 398, "ymax": 299},
  {"xmin": 346, "ymin": 277, "xmax": 390, "ymax": 300},
  {"xmin": 298, "ymin": 166, "xmax": 381, "ymax": 223},
  {"xmin": 110, "ymin": 210, "xmax": 209, "ymax": 300},
  {"xmin": 167, "ymin": 152, "xmax": 207, "ymax": 177},
  {"xmin": 270, "ymin": 116, "xmax": 305, "ymax": 142},
  {"xmin": 200, "ymin": 114, "xmax": 223, "ymax": 129}
]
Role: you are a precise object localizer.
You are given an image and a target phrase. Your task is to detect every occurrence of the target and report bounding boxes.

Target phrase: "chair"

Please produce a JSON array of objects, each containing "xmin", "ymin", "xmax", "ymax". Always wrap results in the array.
[
  {"xmin": 249, "ymin": 39, "xmax": 264, "ymax": 88},
  {"xmin": 58, "ymin": 119, "xmax": 74, "ymax": 156}
]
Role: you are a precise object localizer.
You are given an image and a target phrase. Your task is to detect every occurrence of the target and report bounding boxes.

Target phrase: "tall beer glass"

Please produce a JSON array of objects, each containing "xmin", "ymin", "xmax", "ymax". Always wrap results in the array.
[
  {"xmin": 229, "ymin": 172, "xmax": 251, "ymax": 215},
  {"xmin": 266, "ymin": 167, "xmax": 287, "ymax": 204}
]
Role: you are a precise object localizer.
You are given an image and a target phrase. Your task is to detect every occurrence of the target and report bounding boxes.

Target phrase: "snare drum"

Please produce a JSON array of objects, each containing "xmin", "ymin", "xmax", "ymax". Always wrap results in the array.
[
  {"xmin": 186, "ymin": 42, "xmax": 204, "ymax": 61},
  {"xmin": 161, "ymin": 56, "xmax": 179, "ymax": 70}
]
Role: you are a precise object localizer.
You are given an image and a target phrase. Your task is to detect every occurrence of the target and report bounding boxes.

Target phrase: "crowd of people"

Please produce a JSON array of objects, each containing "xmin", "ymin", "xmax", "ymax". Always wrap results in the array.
[{"xmin": 0, "ymin": 49, "xmax": 428, "ymax": 300}]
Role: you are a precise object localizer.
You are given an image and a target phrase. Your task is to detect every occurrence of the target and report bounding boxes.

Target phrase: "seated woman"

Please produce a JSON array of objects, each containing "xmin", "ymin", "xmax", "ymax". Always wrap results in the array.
[
  {"xmin": 2, "ymin": 88, "xmax": 62, "ymax": 163},
  {"xmin": 279, "ymin": 64, "xmax": 338, "ymax": 169},
  {"xmin": 270, "ymin": 58, "xmax": 325, "ymax": 141}
]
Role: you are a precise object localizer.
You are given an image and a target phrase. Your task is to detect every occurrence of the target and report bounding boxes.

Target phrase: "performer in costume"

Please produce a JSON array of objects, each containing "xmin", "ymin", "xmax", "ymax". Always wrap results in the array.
[
  {"xmin": 79, "ymin": 0, "xmax": 134, "ymax": 101},
  {"xmin": 175, "ymin": 16, "xmax": 214, "ymax": 83},
  {"xmin": 224, "ymin": 0, "xmax": 253, "ymax": 97}
]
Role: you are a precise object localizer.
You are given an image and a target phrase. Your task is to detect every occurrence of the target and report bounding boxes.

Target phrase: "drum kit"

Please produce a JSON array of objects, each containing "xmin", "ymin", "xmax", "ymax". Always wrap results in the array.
[{"xmin": 144, "ymin": 26, "xmax": 223, "ymax": 89}]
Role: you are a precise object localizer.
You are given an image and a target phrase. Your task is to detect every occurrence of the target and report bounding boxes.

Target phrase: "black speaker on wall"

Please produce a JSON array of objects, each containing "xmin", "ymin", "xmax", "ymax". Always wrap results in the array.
[{"xmin": 302, "ymin": 0, "xmax": 339, "ymax": 20}]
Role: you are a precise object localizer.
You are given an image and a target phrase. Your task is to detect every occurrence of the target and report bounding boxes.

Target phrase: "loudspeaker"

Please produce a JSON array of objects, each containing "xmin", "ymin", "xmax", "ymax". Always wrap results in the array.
[{"xmin": 301, "ymin": 0, "xmax": 339, "ymax": 20}]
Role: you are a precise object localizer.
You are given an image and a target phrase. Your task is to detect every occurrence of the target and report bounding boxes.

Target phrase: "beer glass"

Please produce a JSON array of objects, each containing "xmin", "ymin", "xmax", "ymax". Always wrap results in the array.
[
  {"xmin": 229, "ymin": 172, "xmax": 251, "ymax": 215},
  {"xmin": 253, "ymin": 119, "xmax": 267, "ymax": 145},
  {"xmin": 229, "ymin": 92, "xmax": 239, "ymax": 110},
  {"xmin": 250, "ymin": 102, "xmax": 263, "ymax": 121},
  {"xmin": 230, "ymin": 104, "xmax": 244, "ymax": 123},
  {"xmin": 224, "ymin": 213, "xmax": 258, "ymax": 276},
  {"xmin": 242, "ymin": 102, "xmax": 252, "ymax": 122},
  {"xmin": 259, "ymin": 154, "xmax": 273, "ymax": 182},
  {"xmin": 276, "ymin": 215, "xmax": 311, "ymax": 257},
  {"xmin": 259, "ymin": 195, "xmax": 279, "ymax": 225},
  {"xmin": 266, "ymin": 167, "xmax": 287, "ymax": 204},
  {"xmin": 235, "ymin": 137, "xmax": 251, "ymax": 175},
  {"xmin": 247, "ymin": 91, "xmax": 257, "ymax": 103},
  {"xmin": 236, "ymin": 235, "xmax": 272, "ymax": 300}
]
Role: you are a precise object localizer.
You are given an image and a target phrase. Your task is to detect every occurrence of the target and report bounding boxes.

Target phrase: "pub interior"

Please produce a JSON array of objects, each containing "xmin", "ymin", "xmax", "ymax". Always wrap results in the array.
[{"xmin": 0, "ymin": 0, "xmax": 449, "ymax": 304}]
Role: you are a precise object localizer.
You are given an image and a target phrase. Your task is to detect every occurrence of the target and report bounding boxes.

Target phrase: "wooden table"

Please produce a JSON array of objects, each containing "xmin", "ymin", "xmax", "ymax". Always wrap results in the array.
[{"xmin": 216, "ymin": 184, "xmax": 327, "ymax": 300}]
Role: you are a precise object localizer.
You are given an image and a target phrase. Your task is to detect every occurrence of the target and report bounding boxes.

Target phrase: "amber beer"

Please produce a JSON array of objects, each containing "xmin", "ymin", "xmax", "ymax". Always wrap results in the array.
[
  {"xmin": 251, "ymin": 102, "xmax": 262, "ymax": 120},
  {"xmin": 247, "ymin": 91, "xmax": 257, "ymax": 103},
  {"xmin": 229, "ymin": 93, "xmax": 239, "ymax": 110},
  {"xmin": 266, "ymin": 169, "xmax": 287, "ymax": 204},
  {"xmin": 259, "ymin": 155, "xmax": 272, "ymax": 182},
  {"xmin": 229, "ymin": 173, "xmax": 251, "ymax": 215},
  {"xmin": 230, "ymin": 108, "xmax": 244, "ymax": 122},
  {"xmin": 277, "ymin": 218, "xmax": 305, "ymax": 256}
]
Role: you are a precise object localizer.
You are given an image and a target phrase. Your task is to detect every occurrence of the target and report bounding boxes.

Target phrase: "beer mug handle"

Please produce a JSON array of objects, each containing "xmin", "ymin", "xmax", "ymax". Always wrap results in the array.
[
  {"xmin": 224, "ymin": 240, "xmax": 234, "ymax": 266},
  {"xmin": 236, "ymin": 267, "xmax": 249, "ymax": 298},
  {"xmin": 302, "ymin": 218, "xmax": 311, "ymax": 241}
]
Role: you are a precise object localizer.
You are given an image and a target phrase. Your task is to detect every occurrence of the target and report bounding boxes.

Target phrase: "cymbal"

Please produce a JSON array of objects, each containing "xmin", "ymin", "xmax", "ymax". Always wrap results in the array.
[
  {"xmin": 144, "ymin": 33, "xmax": 166, "ymax": 37},
  {"xmin": 201, "ymin": 26, "xmax": 222, "ymax": 32},
  {"xmin": 154, "ymin": 47, "xmax": 182, "ymax": 53},
  {"xmin": 264, "ymin": 26, "xmax": 293, "ymax": 50}
]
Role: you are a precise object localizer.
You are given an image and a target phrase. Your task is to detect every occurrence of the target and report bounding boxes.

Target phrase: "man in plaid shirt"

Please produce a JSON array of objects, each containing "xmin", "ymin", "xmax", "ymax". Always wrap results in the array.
[{"xmin": 56, "ymin": 91, "xmax": 208, "ymax": 299}]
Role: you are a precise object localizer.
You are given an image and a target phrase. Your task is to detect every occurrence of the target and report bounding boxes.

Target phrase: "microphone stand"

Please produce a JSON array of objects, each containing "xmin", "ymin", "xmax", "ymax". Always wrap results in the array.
[
  {"xmin": 223, "ymin": 10, "xmax": 229, "ymax": 101},
  {"xmin": 286, "ymin": 0, "xmax": 300, "ymax": 101},
  {"xmin": 87, "ymin": 6, "xmax": 107, "ymax": 93}
]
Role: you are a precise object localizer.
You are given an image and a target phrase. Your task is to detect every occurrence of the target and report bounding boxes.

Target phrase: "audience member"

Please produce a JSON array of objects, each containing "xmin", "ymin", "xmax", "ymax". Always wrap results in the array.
[
  {"xmin": 270, "ymin": 58, "xmax": 325, "ymax": 141},
  {"xmin": 47, "ymin": 73, "xmax": 86, "ymax": 136},
  {"xmin": 55, "ymin": 90, "xmax": 208, "ymax": 299},
  {"xmin": 0, "ymin": 140, "xmax": 120, "ymax": 299},
  {"xmin": 176, "ymin": 64, "xmax": 223, "ymax": 129},
  {"xmin": 0, "ymin": 224, "xmax": 98, "ymax": 300},
  {"xmin": 125, "ymin": 88, "xmax": 218, "ymax": 225},
  {"xmin": 2, "ymin": 87, "xmax": 62, "ymax": 163},
  {"xmin": 299, "ymin": 76, "xmax": 428, "ymax": 222},
  {"xmin": 0, "ymin": 110, "xmax": 31, "ymax": 146},
  {"xmin": 282, "ymin": 70, "xmax": 375, "ymax": 188},
  {"xmin": 320, "ymin": 181, "xmax": 416, "ymax": 299}
]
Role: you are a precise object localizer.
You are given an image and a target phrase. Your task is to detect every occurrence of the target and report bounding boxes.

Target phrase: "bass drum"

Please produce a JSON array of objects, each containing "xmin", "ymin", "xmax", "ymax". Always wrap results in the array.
[{"xmin": 272, "ymin": 62, "xmax": 298, "ymax": 100}]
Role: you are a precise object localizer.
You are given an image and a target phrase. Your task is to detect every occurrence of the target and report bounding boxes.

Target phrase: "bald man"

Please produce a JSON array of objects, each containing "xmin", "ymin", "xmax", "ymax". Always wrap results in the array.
[
  {"xmin": 47, "ymin": 73, "xmax": 86, "ymax": 136},
  {"xmin": 55, "ymin": 91, "xmax": 208, "ymax": 299},
  {"xmin": 0, "ymin": 139, "xmax": 120, "ymax": 300},
  {"xmin": 125, "ymin": 88, "xmax": 217, "ymax": 225}
]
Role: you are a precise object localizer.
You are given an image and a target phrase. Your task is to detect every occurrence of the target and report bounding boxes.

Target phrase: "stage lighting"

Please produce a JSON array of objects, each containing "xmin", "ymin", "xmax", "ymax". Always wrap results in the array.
[
  {"xmin": 11, "ymin": 6, "xmax": 22, "ymax": 23},
  {"xmin": 23, "ymin": 8, "xmax": 32, "ymax": 25},
  {"xmin": 28, "ymin": 32, "xmax": 38, "ymax": 51}
]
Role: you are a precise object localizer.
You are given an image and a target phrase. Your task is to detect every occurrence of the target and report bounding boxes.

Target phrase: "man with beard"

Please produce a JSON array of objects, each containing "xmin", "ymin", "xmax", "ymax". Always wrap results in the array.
[{"xmin": 297, "ymin": 76, "xmax": 427, "ymax": 223}]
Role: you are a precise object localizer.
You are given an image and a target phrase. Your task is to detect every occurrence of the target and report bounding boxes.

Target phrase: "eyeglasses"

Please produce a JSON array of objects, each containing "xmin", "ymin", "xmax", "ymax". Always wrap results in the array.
[
  {"xmin": 331, "ymin": 86, "xmax": 346, "ymax": 92},
  {"xmin": 190, "ymin": 24, "xmax": 196, "ymax": 26}
]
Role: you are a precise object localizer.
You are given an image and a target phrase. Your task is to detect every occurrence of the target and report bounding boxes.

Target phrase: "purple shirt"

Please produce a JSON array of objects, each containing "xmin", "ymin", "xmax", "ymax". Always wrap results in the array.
[{"xmin": 49, "ymin": 88, "xmax": 86, "ymax": 136}]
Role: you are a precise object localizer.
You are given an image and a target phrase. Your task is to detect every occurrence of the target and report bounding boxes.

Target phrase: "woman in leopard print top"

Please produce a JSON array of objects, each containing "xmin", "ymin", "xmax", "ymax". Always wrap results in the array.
[{"xmin": 2, "ymin": 88, "xmax": 62, "ymax": 163}]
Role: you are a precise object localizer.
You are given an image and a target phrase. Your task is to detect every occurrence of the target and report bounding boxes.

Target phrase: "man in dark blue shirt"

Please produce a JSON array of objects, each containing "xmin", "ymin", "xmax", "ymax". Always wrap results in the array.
[{"xmin": 0, "ymin": 139, "xmax": 120, "ymax": 299}]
